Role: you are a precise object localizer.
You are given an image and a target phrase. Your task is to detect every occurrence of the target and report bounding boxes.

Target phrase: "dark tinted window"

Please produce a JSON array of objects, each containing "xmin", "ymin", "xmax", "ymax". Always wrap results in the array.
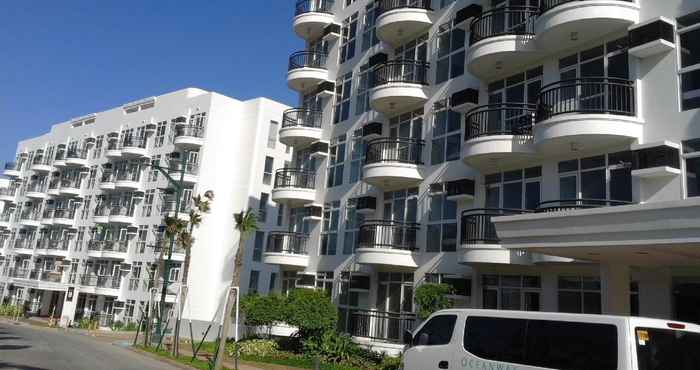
[
  {"xmin": 464, "ymin": 317, "xmax": 526, "ymax": 364},
  {"xmin": 413, "ymin": 315, "xmax": 457, "ymax": 346},
  {"xmin": 636, "ymin": 327, "xmax": 700, "ymax": 370}
]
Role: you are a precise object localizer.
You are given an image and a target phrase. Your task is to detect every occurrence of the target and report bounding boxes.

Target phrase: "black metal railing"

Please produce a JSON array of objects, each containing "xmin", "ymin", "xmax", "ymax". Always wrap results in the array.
[
  {"xmin": 282, "ymin": 108, "xmax": 323, "ymax": 129},
  {"xmin": 266, "ymin": 232, "xmax": 309, "ymax": 255},
  {"xmin": 465, "ymin": 103, "xmax": 536, "ymax": 140},
  {"xmin": 372, "ymin": 60, "xmax": 429, "ymax": 86},
  {"xmin": 121, "ymin": 137, "xmax": 147, "ymax": 149},
  {"xmin": 377, "ymin": 0, "xmax": 432, "ymax": 14},
  {"xmin": 53, "ymin": 208, "xmax": 76, "ymax": 221},
  {"xmin": 536, "ymin": 199, "xmax": 634, "ymax": 213},
  {"xmin": 88, "ymin": 240, "xmax": 129, "ymax": 253},
  {"xmin": 175, "ymin": 125, "xmax": 205, "ymax": 139},
  {"xmin": 60, "ymin": 178, "xmax": 82, "ymax": 189},
  {"xmin": 100, "ymin": 170, "xmax": 115, "ymax": 183},
  {"xmin": 295, "ymin": 0, "xmax": 334, "ymax": 15},
  {"xmin": 540, "ymin": 0, "xmax": 634, "ymax": 14},
  {"xmin": 347, "ymin": 309, "xmax": 417, "ymax": 343},
  {"xmin": 110, "ymin": 205, "xmax": 135, "ymax": 218},
  {"xmin": 79, "ymin": 275, "xmax": 121, "ymax": 289},
  {"xmin": 116, "ymin": 169, "xmax": 141, "ymax": 182},
  {"xmin": 536, "ymin": 78, "xmax": 636, "ymax": 122},
  {"xmin": 0, "ymin": 187, "xmax": 16, "ymax": 197},
  {"xmin": 4, "ymin": 162, "xmax": 19, "ymax": 171},
  {"xmin": 288, "ymin": 51, "xmax": 328, "ymax": 71},
  {"xmin": 358, "ymin": 220, "xmax": 419, "ymax": 251},
  {"xmin": 469, "ymin": 6, "xmax": 538, "ymax": 45},
  {"xmin": 274, "ymin": 168, "xmax": 316, "ymax": 189},
  {"xmin": 32, "ymin": 155, "xmax": 51, "ymax": 166},
  {"xmin": 66, "ymin": 148, "xmax": 88, "ymax": 160},
  {"xmin": 161, "ymin": 199, "xmax": 192, "ymax": 214},
  {"xmin": 461, "ymin": 208, "xmax": 530, "ymax": 244},
  {"xmin": 365, "ymin": 137, "xmax": 424, "ymax": 165},
  {"xmin": 26, "ymin": 180, "xmax": 47, "ymax": 193},
  {"xmin": 169, "ymin": 162, "xmax": 199, "ymax": 175}
]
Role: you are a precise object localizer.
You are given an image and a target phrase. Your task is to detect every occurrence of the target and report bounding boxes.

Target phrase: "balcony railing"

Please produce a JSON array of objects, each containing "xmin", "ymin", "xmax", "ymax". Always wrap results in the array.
[
  {"xmin": 288, "ymin": 51, "xmax": 328, "ymax": 71},
  {"xmin": 20, "ymin": 210, "xmax": 42, "ymax": 222},
  {"xmin": 161, "ymin": 199, "xmax": 192, "ymax": 214},
  {"xmin": 540, "ymin": 0, "xmax": 634, "ymax": 14},
  {"xmin": 48, "ymin": 180, "xmax": 60, "ymax": 190},
  {"xmin": 469, "ymin": 6, "xmax": 538, "ymax": 45},
  {"xmin": 8, "ymin": 268, "xmax": 30, "ymax": 279},
  {"xmin": 101, "ymin": 171, "xmax": 115, "ymax": 183},
  {"xmin": 295, "ymin": 0, "xmax": 334, "ymax": 15},
  {"xmin": 169, "ymin": 162, "xmax": 199, "ymax": 175},
  {"xmin": 372, "ymin": 60, "xmax": 429, "ymax": 86},
  {"xmin": 13, "ymin": 239, "xmax": 34, "ymax": 250},
  {"xmin": 66, "ymin": 148, "xmax": 88, "ymax": 160},
  {"xmin": 536, "ymin": 78, "xmax": 636, "ymax": 122},
  {"xmin": 79, "ymin": 275, "xmax": 121, "ymax": 289},
  {"xmin": 346, "ymin": 309, "xmax": 417, "ymax": 343},
  {"xmin": 358, "ymin": 220, "xmax": 419, "ymax": 251},
  {"xmin": 465, "ymin": 103, "xmax": 536, "ymax": 140},
  {"xmin": 0, "ymin": 213, "xmax": 14, "ymax": 222},
  {"xmin": 27, "ymin": 181, "xmax": 47, "ymax": 193},
  {"xmin": 282, "ymin": 108, "xmax": 323, "ymax": 129},
  {"xmin": 29, "ymin": 270, "xmax": 63, "ymax": 283},
  {"xmin": 121, "ymin": 137, "xmax": 147, "ymax": 149},
  {"xmin": 60, "ymin": 178, "xmax": 82, "ymax": 189},
  {"xmin": 365, "ymin": 137, "xmax": 425, "ymax": 165},
  {"xmin": 535, "ymin": 199, "xmax": 634, "ymax": 213},
  {"xmin": 88, "ymin": 240, "xmax": 129, "ymax": 253},
  {"xmin": 377, "ymin": 0, "xmax": 432, "ymax": 14},
  {"xmin": 274, "ymin": 169, "xmax": 316, "ymax": 189},
  {"xmin": 0, "ymin": 187, "xmax": 17, "ymax": 197},
  {"xmin": 38, "ymin": 240, "xmax": 70, "ymax": 251},
  {"xmin": 53, "ymin": 208, "xmax": 76, "ymax": 220},
  {"xmin": 461, "ymin": 208, "xmax": 531, "ymax": 244},
  {"xmin": 94, "ymin": 206, "xmax": 110, "ymax": 217},
  {"xmin": 4, "ymin": 162, "xmax": 19, "ymax": 171},
  {"xmin": 32, "ymin": 155, "xmax": 51, "ymax": 166},
  {"xmin": 266, "ymin": 232, "xmax": 309, "ymax": 255},
  {"xmin": 175, "ymin": 125, "xmax": 205, "ymax": 139},
  {"xmin": 110, "ymin": 206, "xmax": 135, "ymax": 218},
  {"xmin": 116, "ymin": 170, "xmax": 141, "ymax": 182}
]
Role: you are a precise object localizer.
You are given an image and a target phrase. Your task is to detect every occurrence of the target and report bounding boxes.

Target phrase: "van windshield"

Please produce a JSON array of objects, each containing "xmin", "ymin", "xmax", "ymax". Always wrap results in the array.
[{"xmin": 636, "ymin": 327, "xmax": 700, "ymax": 370}]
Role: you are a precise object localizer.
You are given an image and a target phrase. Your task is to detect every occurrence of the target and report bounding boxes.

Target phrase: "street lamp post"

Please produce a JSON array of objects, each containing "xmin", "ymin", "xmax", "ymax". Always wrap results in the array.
[{"xmin": 141, "ymin": 154, "xmax": 189, "ymax": 343}]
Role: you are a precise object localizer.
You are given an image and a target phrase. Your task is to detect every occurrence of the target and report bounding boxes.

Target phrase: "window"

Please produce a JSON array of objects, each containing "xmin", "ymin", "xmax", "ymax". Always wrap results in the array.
[
  {"xmin": 383, "ymin": 188, "xmax": 418, "ymax": 223},
  {"xmin": 248, "ymin": 270, "xmax": 260, "ymax": 294},
  {"xmin": 377, "ymin": 272, "xmax": 414, "ymax": 314},
  {"xmin": 396, "ymin": 33, "xmax": 428, "ymax": 62},
  {"xmin": 636, "ymin": 327, "xmax": 700, "ymax": 370},
  {"xmin": 189, "ymin": 112, "xmax": 207, "ymax": 128},
  {"xmin": 282, "ymin": 271, "xmax": 298, "ymax": 295},
  {"xmin": 252, "ymin": 231, "xmax": 264, "ymax": 262},
  {"xmin": 93, "ymin": 136, "xmax": 103, "ymax": 159},
  {"xmin": 678, "ymin": 11, "xmax": 700, "ymax": 110},
  {"xmin": 321, "ymin": 201, "xmax": 340, "ymax": 255},
  {"xmin": 355, "ymin": 64, "xmax": 371, "ymax": 115},
  {"xmin": 258, "ymin": 193, "xmax": 268, "ymax": 222},
  {"xmin": 142, "ymin": 189, "xmax": 155, "ymax": 217},
  {"xmin": 269, "ymin": 272, "xmax": 277, "ymax": 292},
  {"xmin": 684, "ymin": 139, "xmax": 700, "ymax": 197},
  {"xmin": 426, "ymin": 184, "xmax": 457, "ymax": 252},
  {"xmin": 154, "ymin": 121, "xmax": 167, "ymax": 147},
  {"xmin": 389, "ymin": 108, "xmax": 423, "ymax": 140},
  {"xmin": 149, "ymin": 155, "xmax": 161, "ymax": 182},
  {"xmin": 482, "ymin": 274, "xmax": 541, "ymax": 311},
  {"xmin": 487, "ymin": 67, "xmax": 542, "ymax": 135},
  {"xmin": 558, "ymin": 276, "xmax": 602, "ymax": 314},
  {"xmin": 137, "ymin": 226, "xmax": 148, "ymax": 254},
  {"xmin": 431, "ymin": 100, "xmax": 462, "ymax": 164},
  {"xmin": 361, "ymin": 2, "xmax": 379, "ymax": 51},
  {"xmin": 343, "ymin": 198, "xmax": 365, "ymax": 254},
  {"xmin": 267, "ymin": 121, "xmax": 278, "ymax": 149},
  {"xmin": 435, "ymin": 20, "xmax": 466, "ymax": 84},
  {"xmin": 334, "ymin": 73, "xmax": 353, "ymax": 123},
  {"xmin": 276, "ymin": 204, "xmax": 285, "ymax": 226},
  {"xmin": 345, "ymin": 0, "xmax": 355, "ymax": 7},
  {"xmin": 464, "ymin": 316, "xmax": 618, "ymax": 370},
  {"xmin": 349, "ymin": 129, "xmax": 365, "ymax": 183},
  {"xmin": 557, "ymin": 152, "xmax": 633, "ymax": 205},
  {"xmin": 327, "ymin": 135, "xmax": 346, "ymax": 187},
  {"xmin": 485, "ymin": 167, "xmax": 542, "ymax": 210},
  {"xmin": 413, "ymin": 315, "xmax": 457, "ymax": 346},
  {"xmin": 425, "ymin": 274, "xmax": 471, "ymax": 297},
  {"xmin": 81, "ymin": 196, "xmax": 92, "ymax": 220},
  {"xmin": 263, "ymin": 157, "xmax": 274, "ymax": 185},
  {"xmin": 340, "ymin": 13, "xmax": 358, "ymax": 63},
  {"xmin": 87, "ymin": 166, "xmax": 98, "ymax": 188},
  {"xmin": 316, "ymin": 271, "xmax": 334, "ymax": 294}
]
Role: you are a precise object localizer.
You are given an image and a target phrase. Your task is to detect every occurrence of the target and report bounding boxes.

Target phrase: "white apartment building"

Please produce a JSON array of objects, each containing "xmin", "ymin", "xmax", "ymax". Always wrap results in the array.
[
  {"xmin": 273, "ymin": 0, "xmax": 700, "ymax": 352},
  {"xmin": 0, "ymin": 88, "xmax": 292, "ymax": 331}
]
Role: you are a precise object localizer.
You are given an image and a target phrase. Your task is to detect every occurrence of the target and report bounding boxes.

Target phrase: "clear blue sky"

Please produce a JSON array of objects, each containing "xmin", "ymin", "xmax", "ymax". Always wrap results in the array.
[{"xmin": 0, "ymin": 1, "xmax": 300, "ymax": 162}]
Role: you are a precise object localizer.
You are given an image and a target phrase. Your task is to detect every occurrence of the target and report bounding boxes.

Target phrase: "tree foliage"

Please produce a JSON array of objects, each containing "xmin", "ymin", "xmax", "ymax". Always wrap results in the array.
[
  {"xmin": 283, "ymin": 289, "xmax": 338, "ymax": 339},
  {"xmin": 414, "ymin": 283, "xmax": 453, "ymax": 320},
  {"xmin": 241, "ymin": 294, "xmax": 285, "ymax": 329}
]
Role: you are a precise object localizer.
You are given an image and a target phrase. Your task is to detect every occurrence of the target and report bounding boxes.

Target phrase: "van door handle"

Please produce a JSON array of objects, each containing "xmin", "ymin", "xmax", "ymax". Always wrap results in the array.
[{"xmin": 438, "ymin": 361, "xmax": 449, "ymax": 369}]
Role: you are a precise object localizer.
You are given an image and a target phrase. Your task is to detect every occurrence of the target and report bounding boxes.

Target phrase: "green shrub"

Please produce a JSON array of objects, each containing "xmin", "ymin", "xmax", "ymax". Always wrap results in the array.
[
  {"xmin": 111, "ymin": 320, "xmax": 124, "ymax": 331},
  {"xmin": 225, "ymin": 339, "xmax": 284, "ymax": 358},
  {"xmin": 241, "ymin": 293, "xmax": 285, "ymax": 336},
  {"xmin": 414, "ymin": 283, "xmax": 453, "ymax": 320},
  {"xmin": 77, "ymin": 318, "xmax": 98, "ymax": 330},
  {"xmin": 0, "ymin": 304, "xmax": 22, "ymax": 317},
  {"xmin": 284, "ymin": 289, "xmax": 338, "ymax": 339},
  {"xmin": 376, "ymin": 355, "xmax": 403, "ymax": 370}
]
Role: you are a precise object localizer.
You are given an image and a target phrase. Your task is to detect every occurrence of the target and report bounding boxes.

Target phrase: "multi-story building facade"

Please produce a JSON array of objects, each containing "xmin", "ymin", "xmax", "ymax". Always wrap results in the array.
[
  {"xmin": 274, "ymin": 0, "xmax": 700, "ymax": 353},
  {"xmin": 0, "ymin": 88, "xmax": 292, "ymax": 330}
]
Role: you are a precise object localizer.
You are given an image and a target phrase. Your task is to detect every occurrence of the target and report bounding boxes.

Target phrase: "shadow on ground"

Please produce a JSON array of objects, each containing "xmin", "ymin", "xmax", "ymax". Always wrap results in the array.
[
  {"xmin": 0, "ymin": 362, "xmax": 51, "ymax": 370},
  {"xmin": 0, "ymin": 345, "xmax": 31, "ymax": 350}
]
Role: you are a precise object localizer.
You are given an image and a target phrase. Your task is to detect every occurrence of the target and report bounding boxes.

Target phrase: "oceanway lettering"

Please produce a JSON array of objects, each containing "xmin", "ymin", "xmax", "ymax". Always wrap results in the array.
[{"xmin": 462, "ymin": 356, "xmax": 518, "ymax": 370}]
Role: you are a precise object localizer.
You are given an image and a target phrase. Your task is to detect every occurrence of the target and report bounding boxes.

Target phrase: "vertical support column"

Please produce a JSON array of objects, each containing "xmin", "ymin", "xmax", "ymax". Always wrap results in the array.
[
  {"xmin": 541, "ymin": 272, "xmax": 558, "ymax": 312},
  {"xmin": 60, "ymin": 288, "xmax": 79, "ymax": 327},
  {"xmin": 470, "ymin": 268, "xmax": 481, "ymax": 309},
  {"xmin": 601, "ymin": 264, "xmax": 631, "ymax": 315}
]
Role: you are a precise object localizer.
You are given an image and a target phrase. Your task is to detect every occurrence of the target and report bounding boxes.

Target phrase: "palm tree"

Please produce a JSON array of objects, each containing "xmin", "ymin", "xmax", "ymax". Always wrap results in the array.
[{"xmin": 213, "ymin": 208, "xmax": 258, "ymax": 370}]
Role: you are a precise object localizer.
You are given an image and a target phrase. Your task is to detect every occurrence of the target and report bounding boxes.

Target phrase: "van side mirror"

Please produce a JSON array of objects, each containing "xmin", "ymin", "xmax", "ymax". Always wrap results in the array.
[{"xmin": 403, "ymin": 330, "xmax": 414, "ymax": 345}]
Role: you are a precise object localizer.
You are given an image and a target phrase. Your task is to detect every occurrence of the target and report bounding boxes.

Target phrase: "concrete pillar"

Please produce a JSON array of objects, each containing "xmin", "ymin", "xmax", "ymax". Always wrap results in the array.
[
  {"xmin": 541, "ymin": 272, "xmax": 558, "ymax": 312},
  {"xmin": 601, "ymin": 264, "xmax": 631, "ymax": 315},
  {"xmin": 470, "ymin": 268, "xmax": 481, "ymax": 309},
  {"xmin": 60, "ymin": 288, "xmax": 79, "ymax": 327}
]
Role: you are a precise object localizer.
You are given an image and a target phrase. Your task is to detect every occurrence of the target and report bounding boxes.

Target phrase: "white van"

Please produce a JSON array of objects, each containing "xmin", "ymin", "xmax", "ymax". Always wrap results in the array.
[{"xmin": 402, "ymin": 309, "xmax": 700, "ymax": 370}]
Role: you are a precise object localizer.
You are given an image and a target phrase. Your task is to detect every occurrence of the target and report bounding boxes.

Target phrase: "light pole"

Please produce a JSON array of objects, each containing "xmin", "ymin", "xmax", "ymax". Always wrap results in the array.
[{"xmin": 141, "ymin": 153, "xmax": 189, "ymax": 343}]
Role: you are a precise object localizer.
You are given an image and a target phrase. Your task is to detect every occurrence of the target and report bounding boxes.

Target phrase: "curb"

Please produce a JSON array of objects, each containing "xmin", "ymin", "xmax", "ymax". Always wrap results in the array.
[{"xmin": 128, "ymin": 346, "xmax": 195, "ymax": 370}]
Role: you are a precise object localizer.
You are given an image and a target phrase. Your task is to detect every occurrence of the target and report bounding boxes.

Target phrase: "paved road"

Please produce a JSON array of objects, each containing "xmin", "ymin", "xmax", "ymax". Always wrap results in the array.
[{"xmin": 0, "ymin": 321, "xmax": 181, "ymax": 370}]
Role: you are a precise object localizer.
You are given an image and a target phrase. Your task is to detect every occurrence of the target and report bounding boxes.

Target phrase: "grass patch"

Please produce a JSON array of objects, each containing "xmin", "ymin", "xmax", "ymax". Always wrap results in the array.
[{"xmin": 137, "ymin": 345, "xmax": 230, "ymax": 370}]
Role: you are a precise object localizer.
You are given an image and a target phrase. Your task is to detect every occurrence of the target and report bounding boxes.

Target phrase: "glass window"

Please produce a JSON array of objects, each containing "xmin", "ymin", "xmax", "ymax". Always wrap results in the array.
[
  {"xmin": 343, "ymin": 198, "xmax": 365, "ymax": 254},
  {"xmin": 636, "ymin": 327, "xmax": 700, "ymax": 370},
  {"xmin": 349, "ymin": 129, "xmax": 365, "ymax": 183},
  {"xmin": 263, "ymin": 157, "xmax": 274, "ymax": 185},
  {"xmin": 464, "ymin": 316, "xmax": 527, "ymax": 364},
  {"xmin": 334, "ymin": 73, "xmax": 353, "ymax": 123},
  {"xmin": 327, "ymin": 134, "xmax": 346, "ymax": 187},
  {"xmin": 679, "ymin": 11, "xmax": 700, "ymax": 110},
  {"xmin": 340, "ymin": 13, "xmax": 358, "ymax": 63},
  {"xmin": 684, "ymin": 139, "xmax": 700, "ymax": 197},
  {"xmin": 431, "ymin": 100, "xmax": 462, "ymax": 165},
  {"xmin": 558, "ymin": 276, "xmax": 601, "ymax": 314},
  {"xmin": 355, "ymin": 64, "xmax": 371, "ymax": 115},
  {"xmin": 321, "ymin": 201, "xmax": 340, "ymax": 255},
  {"xmin": 248, "ymin": 270, "xmax": 260, "ymax": 294},
  {"xmin": 413, "ymin": 315, "xmax": 457, "ymax": 346},
  {"xmin": 252, "ymin": 231, "xmax": 264, "ymax": 262},
  {"xmin": 361, "ymin": 2, "xmax": 379, "ymax": 51},
  {"xmin": 435, "ymin": 21, "xmax": 466, "ymax": 84},
  {"xmin": 482, "ymin": 275, "xmax": 540, "ymax": 311},
  {"xmin": 427, "ymin": 184, "xmax": 457, "ymax": 252}
]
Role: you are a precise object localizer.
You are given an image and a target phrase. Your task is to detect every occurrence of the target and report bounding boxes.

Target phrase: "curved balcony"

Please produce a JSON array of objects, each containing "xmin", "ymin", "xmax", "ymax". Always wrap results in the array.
[
  {"xmin": 13, "ymin": 240, "xmax": 34, "ymax": 254},
  {"xmin": 534, "ymin": 78, "xmax": 642, "ymax": 155},
  {"xmin": 93, "ymin": 207, "xmax": 110, "ymax": 224},
  {"xmin": 363, "ymin": 138, "xmax": 424, "ymax": 190},
  {"xmin": 293, "ymin": 0, "xmax": 335, "ymax": 40},
  {"xmin": 3, "ymin": 162, "xmax": 22, "ymax": 178},
  {"xmin": 271, "ymin": 169, "xmax": 316, "ymax": 206},
  {"xmin": 168, "ymin": 162, "xmax": 199, "ymax": 185},
  {"xmin": 30, "ymin": 156, "xmax": 53, "ymax": 173},
  {"xmin": 459, "ymin": 208, "xmax": 532, "ymax": 265},
  {"xmin": 173, "ymin": 126, "xmax": 205, "ymax": 149},
  {"xmin": 87, "ymin": 241, "xmax": 129, "ymax": 259},
  {"xmin": 79, "ymin": 275, "xmax": 121, "ymax": 295},
  {"xmin": 65, "ymin": 149, "xmax": 89, "ymax": 167},
  {"xmin": 115, "ymin": 171, "xmax": 142, "ymax": 191},
  {"xmin": 287, "ymin": 51, "xmax": 330, "ymax": 92},
  {"xmin": 0, "ymin": 187, "xmax": 17, "ymax": 202},
  {"xmin": 280, "ymin": 108, "xmax": 323, "ymax": 148},
  {"xmin": 108, "ymin": 206, "xmax": 136, "ymax": 225},
  {"xmin": 36, "ymin": 240, "xmax": 70, "ymax": 257},
  {"xmin": 59, "ymin": 179, "xmax": 82, "ymax": 196},
  {"xmin": 120, "ymin": 138, "xmax": 148, "ymax": 158},
  {"xmin": 536, "ymin": 0, "xmax": 639, "ymax": 53},
  {"xmin": 41, "ymin": 209, "xmax": 54, "ymax": 226},
  {"xmin": 160, "ymin": 199, "xmax": 192, "ymax": 220},
  {"xmin": 47, "ymin": 180, "xmax": 60, "ymax": 196},
  {"xmin": 263, "ymin": 232, "xmax": 310, "ymax": 269},
  {"xmin": 105, "ymin": 141, "xmax": 122, "ymax": 159},
  {"xmin": 19, "ymin": 211, "xmax": 42, "ymax": 228},
  {"xmin": 25, "ymin": 181, "xmax": 48, "ymax": 200},
  {"xmin": 0, "ymin": 214, "xmax": 13, "ymax": 229},
  {"xmin": 356, "ymin": 220, "xmax": 419, "ymax": 269},
  {"xmin": 467, "ymin": 7, "xmax": 540, "ymax": 79},
  {"xmin": 99, "ymin": 171, "xmax": 116, "ymax": 191},
  {"xmin": 376, "ymin": 0, "xmax": 433, "ymax": 47},
  {"xmin": 535, "ymin": 198, "xmax": 634, "ymax": 213},
  {"xmin": 370, "ymin": 60, "xmax": 429, "ymax": 114},
  {"xmin": 463, "ymin": 103, "xmax": 537, "ymax": 170},
  {"xmin": 53, "ymin": 209, "xmax": 76, "ymax": 227}
]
